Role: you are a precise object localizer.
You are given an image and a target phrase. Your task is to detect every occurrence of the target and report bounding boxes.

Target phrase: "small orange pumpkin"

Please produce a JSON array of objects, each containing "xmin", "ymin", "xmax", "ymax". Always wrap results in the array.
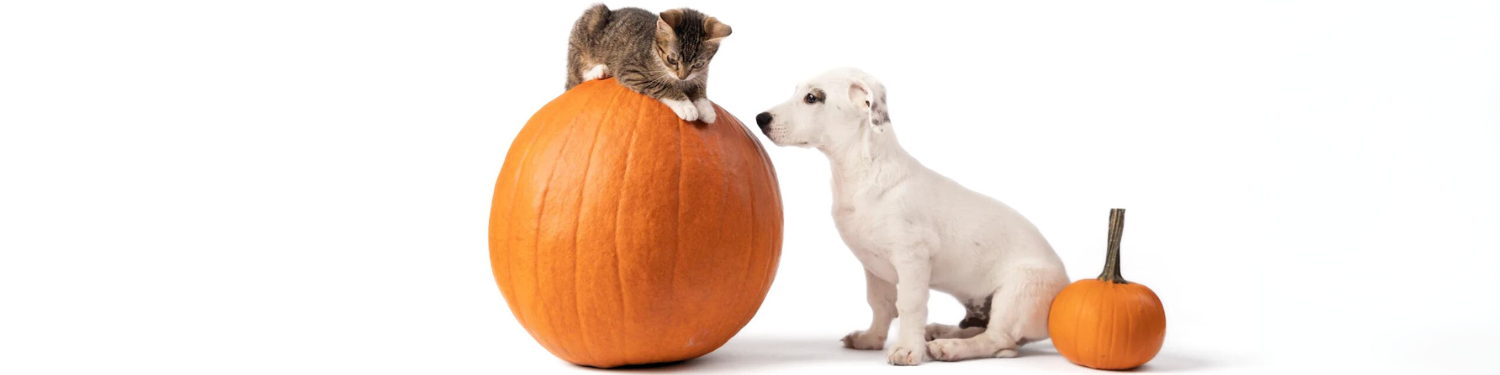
[
  {"xmin": 1048, "ymin": 208, "xmax": 1166, "ymax": 370},
  {"xmin": 489, "ymin": 79, "xmax": 784, "ymax": 367}
]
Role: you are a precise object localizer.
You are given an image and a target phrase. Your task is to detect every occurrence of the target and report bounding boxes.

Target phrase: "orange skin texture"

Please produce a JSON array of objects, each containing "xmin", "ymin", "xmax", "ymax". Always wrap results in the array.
[
  {"xmin": 489, "ymin": 79, "xmax": 784, "ymax": 368},
  {"xmin": 1048, "ymin": 279, "xmax": 1167, "ymax": 370}
]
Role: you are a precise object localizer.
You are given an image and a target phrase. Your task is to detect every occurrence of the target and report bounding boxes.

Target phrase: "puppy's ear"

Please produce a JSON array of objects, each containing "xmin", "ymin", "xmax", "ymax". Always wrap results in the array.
[
  {"xmin": 704, "ymin": 16, "xmax": 732, "ymax": 41},
  {"xmin": 848, "ymin": 82, "xmax": 869, "ymax": 110},
  {"xmin": 848, "ymin": 80, "xmax": 890, "ymax": 126}
]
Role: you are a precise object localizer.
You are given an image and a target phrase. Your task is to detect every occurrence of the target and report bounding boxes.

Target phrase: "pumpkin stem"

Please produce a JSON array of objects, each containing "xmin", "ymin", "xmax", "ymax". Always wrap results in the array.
[{"xmin": 1098, "ymin": 208, "xmax": 1128, "ymax": 284}]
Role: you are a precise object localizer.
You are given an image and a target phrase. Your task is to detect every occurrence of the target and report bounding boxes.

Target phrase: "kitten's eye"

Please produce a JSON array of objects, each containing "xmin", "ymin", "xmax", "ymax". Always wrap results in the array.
[
  {"xmin": 692, "ymin": 62, "xmax": 704, "ymax": 68},
  {"xmin": 804, "ymin": 93, "xmax": 818, "ymax": 104},
  {"xmin": 667, "ymin": 57, "xmax": 678, "ymax": 65}
]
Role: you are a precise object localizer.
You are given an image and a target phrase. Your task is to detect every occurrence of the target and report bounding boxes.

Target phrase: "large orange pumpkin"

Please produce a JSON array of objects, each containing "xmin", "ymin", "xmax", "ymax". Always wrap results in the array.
[
  {"xmin": 1048, "ymin": 208, "xmax": 1166, "ymax": 370},
  {"xmin": 488, "ymin": 79, "xmax": 784, "ymax": 368}
]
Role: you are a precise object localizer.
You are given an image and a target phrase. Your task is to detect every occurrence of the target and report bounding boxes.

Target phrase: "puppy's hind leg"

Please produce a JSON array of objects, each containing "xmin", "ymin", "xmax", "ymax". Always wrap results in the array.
[
  {"xmin": 842, "ymin": 269, "xmax": 896, "ymax": 350},
  {"xmin": 925, "ymin": 323, "xmax": 984, "ymax": 341},
  {"xmin": 926, "ymin": 295, "xmax": 992, "ymax": 340},
  {"xmin": 927, "ymin": 268, "xmax": 1066, "ymax": 361}
]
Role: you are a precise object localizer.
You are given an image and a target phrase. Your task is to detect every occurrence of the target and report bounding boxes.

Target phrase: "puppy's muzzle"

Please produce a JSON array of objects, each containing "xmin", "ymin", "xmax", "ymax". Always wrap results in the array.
[{"xmin": 755, "ymin": 112, "xmax": 773, "ymax": 134}]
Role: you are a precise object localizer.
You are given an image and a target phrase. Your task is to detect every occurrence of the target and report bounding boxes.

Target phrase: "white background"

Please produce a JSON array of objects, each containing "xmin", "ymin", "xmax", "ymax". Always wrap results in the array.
[{"xmin": 3, "ymin": 1, "xmax": 1498, "ymax": 374}]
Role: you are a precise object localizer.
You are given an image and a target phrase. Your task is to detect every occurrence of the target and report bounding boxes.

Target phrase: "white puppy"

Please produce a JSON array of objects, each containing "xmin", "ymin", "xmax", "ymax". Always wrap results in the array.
[{"xmin": 755, "ymin": 68, "xmax": 1069, "ymax": 366}]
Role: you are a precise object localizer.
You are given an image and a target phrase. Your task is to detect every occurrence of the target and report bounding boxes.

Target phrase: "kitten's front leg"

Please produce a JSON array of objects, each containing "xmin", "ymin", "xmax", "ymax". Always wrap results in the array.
[
  {"xmin": 659, "ymin": 97, "xmax": 699, "ymax": 122},
  {"xmin": 687, "ymin": 86, "xmax": 715, "ymax": 124},
  {"xmin": 692, "ymin": 98, "xmax": 715, "ymax": 124},
  {"xmin": 620, "ymin": 74, "xmax": 697, "ymax": 121}
]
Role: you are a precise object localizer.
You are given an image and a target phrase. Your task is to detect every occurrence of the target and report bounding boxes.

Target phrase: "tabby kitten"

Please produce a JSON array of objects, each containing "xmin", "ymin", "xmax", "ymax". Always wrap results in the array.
[{"xmin": 566, "ymin": 4, "xmax": 732, "ymax": 123}]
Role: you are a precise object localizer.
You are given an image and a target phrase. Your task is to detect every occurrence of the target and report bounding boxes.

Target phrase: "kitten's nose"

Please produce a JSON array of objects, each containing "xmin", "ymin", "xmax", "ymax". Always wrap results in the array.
[{"xmin": 755, "ymin": 112, "xmax": 772, "ymax": 132}]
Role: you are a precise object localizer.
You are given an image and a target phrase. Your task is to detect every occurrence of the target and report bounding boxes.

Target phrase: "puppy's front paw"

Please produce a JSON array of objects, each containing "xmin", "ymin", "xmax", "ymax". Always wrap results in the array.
[
  {"xmin": 693, "ymin": 98, "xmax": 716, "ymax": 123},
  {"xmin": 887, "ymin": 341, "xmax": 926, "ymax": 366},
  {"xmin": 660, "ymin": 98, "xmax": 698, "ymax": 122},
  {"xmin": 840, "ymin": 330, "xmax": 885, "ymax": 350}
]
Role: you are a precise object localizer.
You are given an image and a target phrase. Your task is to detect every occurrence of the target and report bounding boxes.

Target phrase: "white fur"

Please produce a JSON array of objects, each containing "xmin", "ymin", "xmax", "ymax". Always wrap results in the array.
[
  {"xmin": 581, "ymin": 64, "xmax": 609, "ymax": 81},
  {"xmin": 758, "ymin": 68, "xmax": 1069, "ymax": 366},
  {"xmin": 659, "ymin": 98, "xmax": 698, "ymax": 122},
  {"xmin": 694, "ymin": 97, "xmax": 716, "ymax": 124}
]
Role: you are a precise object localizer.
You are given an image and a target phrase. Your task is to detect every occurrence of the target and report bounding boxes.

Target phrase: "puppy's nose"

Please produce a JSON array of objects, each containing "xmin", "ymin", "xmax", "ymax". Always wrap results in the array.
[{"xmin": 755, "ymin": 112, "xmax": 772, "ymax": 132}]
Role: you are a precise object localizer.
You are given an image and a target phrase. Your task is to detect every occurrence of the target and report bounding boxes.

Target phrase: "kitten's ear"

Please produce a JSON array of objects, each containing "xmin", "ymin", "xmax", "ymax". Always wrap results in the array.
[
  {"xmin": 655, "ymin": 11, "xmax": 679, "ymax": 42},
  {"xmin": 656, "ymin": 17, "xmax": 674, "ymax": 37},
  {"xmin": 658, "ymin": 9, "xmax": 685, "ymax": 29},
  {"xmin": 849, "ymin": 79, "xmax": 890, "ymax": 126},
  {"xmin": 704, "ymin": 17, "xmax": 732, "ymax": 41}
]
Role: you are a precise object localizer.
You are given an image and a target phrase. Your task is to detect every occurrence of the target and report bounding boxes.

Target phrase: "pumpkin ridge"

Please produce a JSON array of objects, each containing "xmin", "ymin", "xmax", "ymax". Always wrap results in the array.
[
  {"xmin": 495, "ymin": 98, "xmax": 547, "ymax": 329},
  {"xmin": 566, "ymin": 87, "xmax": 620, "ymax": 365},
  {"xmin": 742, "ymin": 109, "xmax": 780, "ymax": 203},
  {"xmin": 1095, "ymin": 288, "xmax": 1107, "ymax": 366},
  {"xmin": 724, "ymin": 117, "xmax": 754, "ymax": 330},
  {"xmin": 1125, "ymin": 291, "xmax": 1139, "ymax": 366},
  {"xmin": 729, "ymin": 118, "xmax": 760, "ymax": 339},
  {"xmin": 764, "ymin": 128, "xmax": 783, "ymax": 305},
  {"xmin": 503, "ymin": 95, "xmax": 566, "ymax": 328},
  {"xmin": 754, "ymin": 106, "xmax": 785, "ymax": 291},
  {"xmin": 705, "ymin": 116, "xmax": 736, "ymax": 342},
  {"xmin": 532, "ymin": 100, "xmax": 589, "ymax": 361},
  {"xmin": 757, "ymin": 130, "xmax": 780, "ymax": 316},
  {"xmin": 749, "ymin": 121, "xmax": 778, "ymax": 314},
  {"xmin": 1072, "ymin": 280, "xmax": 1098, "ymax": 363},
  {"xmin": 663, "ymin": 110, "xmax": 684, "ymax": 355},
  {"xmin": 1105, "ymin": 287, "xmax": 1119, "ymax": 367},
  {"xmin": 609, "ymin": 90, "xmax": 648, "ymax": 364},
  {"xmin": 510, "ymin": 93, "xmax": 576, "ymax": 352}
]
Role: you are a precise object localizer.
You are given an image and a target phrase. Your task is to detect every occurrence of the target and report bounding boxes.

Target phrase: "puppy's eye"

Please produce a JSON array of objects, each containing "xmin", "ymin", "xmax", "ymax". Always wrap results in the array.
[{"xmin": 804, "ymin": 93, "xmax": 818, "ymax": 104}]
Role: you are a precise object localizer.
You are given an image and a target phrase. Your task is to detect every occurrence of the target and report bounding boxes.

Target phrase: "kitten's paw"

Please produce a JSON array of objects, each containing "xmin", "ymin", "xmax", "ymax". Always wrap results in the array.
[
  {"xmin": 581, "ymin": 64, "xmax": 609, "ymax": 81},
  {"xmin": 840, "ymin": 330, "xmax": 885, "ymax": 350},
  {"xmin": 693, "ymin": 98, "xmax": 716, "ymax": 123},
  {"xmin": 660, "ymin": 98, "xmax": 699, "ymax": 122}
]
